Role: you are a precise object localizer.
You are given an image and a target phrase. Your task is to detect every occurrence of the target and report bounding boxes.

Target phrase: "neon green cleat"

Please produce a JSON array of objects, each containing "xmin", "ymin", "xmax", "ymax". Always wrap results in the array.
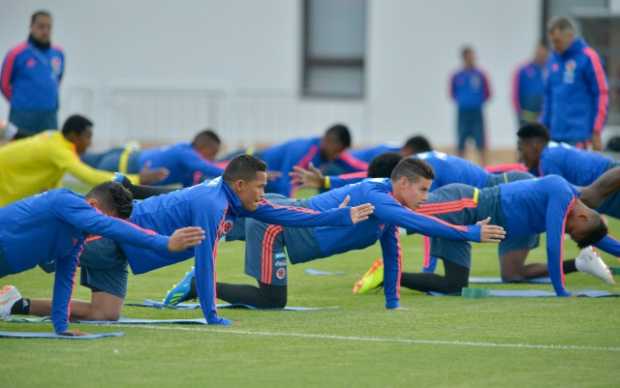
[{"xmin": 352, "ymin": 258, "xmax": 384, "ymax": 294}]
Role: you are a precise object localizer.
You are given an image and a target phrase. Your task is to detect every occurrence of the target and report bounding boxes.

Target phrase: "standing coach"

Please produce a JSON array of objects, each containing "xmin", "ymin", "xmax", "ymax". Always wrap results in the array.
[
  {"xmin": 541, "ymin": 17, "xmax": 609, "ymax": 150},
  {"xmin": 1, "ymin": 10, "xmax": 65, "ymax": 139}
]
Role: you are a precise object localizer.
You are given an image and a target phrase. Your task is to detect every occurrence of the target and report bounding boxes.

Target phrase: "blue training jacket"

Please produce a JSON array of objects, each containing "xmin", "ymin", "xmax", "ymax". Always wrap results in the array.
[
  {"xmin": 536, "ymin": 141, "xmax": 614, "ymax": 186},
  {"xmin": 0, "ymin": 38, "xmax": 64, "ymax": 111},
  {"xmin": 540, "ymin": 38, "xmax": 609, "ymax": 143},
  {"xmin": 121, "ymin": 177, "xmax": 354, "ymax": 325},
  {"xmin": 512, "ymin": 62, "xmax": 545, "ymax": 115},
  {"xmin": 303, "ymin": 179, "xmax": 484, "ymax": 309},
  {"xmin": 351, "ymin": 144, "xmax": 401, "ymax": 163},
  {"xmin": 327, "ymin": 151, "xmax": 492, "ymax": 191},
  {"xmin": 137, "ymin": 142, "xmax": 224, "ymax": 187},
  {"xmin": 450, "ymin": 67, "xmax": 491, "ymax": 110},
  {"xmin": 257, "ymin": 137, "xmax": 368, "ymax": 196},
  {"xmin": 0, "ymin": 189, "xmax": 171, "ymax": 333}
]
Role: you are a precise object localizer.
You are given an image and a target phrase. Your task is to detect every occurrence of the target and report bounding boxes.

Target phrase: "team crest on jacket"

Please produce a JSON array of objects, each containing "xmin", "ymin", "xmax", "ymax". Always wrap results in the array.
[
  {"xmin": 275, "ymin": 267, "xmax": 287, "ymax": 280},
  {"xmin": 26, "ymin": 58, "xmax": 36, "ymax": 68},
  {"xmin": 51, "ymin": 57, "xmax": 62, "ymax": 75},
  {"xmin": 220, "ymin": 220, "xmax": 233, "ymax": 235},
  {"xmin": 563, "ymin": 60, "xmax": 576, "ymax": 84}
]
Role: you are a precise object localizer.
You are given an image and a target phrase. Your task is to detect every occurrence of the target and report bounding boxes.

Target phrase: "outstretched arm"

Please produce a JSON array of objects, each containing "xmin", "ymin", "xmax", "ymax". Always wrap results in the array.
[
  {"xmin": 372, "ymin": 190, "xmax": 504, "ymax": 243},
  {"xmin": 248, "ymin": 198, "xmax": 373, "ymax": 227}
]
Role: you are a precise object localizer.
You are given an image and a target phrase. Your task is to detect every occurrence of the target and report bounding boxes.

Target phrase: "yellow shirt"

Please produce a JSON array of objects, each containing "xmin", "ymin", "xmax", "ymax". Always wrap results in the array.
[{"xmin": 0, "ymin": 131, "xmax": 138, "ymax": 206}]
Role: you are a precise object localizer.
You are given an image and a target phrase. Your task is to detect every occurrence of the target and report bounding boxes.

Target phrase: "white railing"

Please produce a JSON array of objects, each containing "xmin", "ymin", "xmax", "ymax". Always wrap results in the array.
[{"xmin": 59, "ymin": 83, "xmax": 368, "ymax": 151}]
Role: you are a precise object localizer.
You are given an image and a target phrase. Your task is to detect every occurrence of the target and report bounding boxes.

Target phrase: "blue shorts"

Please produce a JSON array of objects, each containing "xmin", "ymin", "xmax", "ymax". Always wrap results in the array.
[
  {"xmin": 79, "ymin": 238, "xmax": 128, "ymax": 298},
  {"xmin": 241, "ymin": 195, "xmax": 321, "ymax": 286},
  {"xmin": 485, "ymin": 171, "xmax": 534, "ymax": 187},
  {"xmin": 457, "ymin": 108, "xmax": 485, "ymax": 151},
  {"xmin": 428, "ymin": 184, "xmax": 538, "ymax": 268},
  {"xmin": 81, "ymin": 148, "xmax": 142, "ymax": 174},
  {"xmin": 9, "ymin": 109, "xmax": 58, "ymax": 136}
]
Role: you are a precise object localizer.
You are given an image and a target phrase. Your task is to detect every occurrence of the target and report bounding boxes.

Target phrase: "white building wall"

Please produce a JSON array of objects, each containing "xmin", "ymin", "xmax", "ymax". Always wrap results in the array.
[{"xmin": 0, "ymin": 0, "xmax": 540, "ymax": 150}]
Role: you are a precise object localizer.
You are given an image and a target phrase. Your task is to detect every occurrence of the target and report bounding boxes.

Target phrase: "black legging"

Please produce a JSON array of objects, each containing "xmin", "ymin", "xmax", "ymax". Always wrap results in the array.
[
  {"xmin": 216, "ymin": 282, "xmax": 287, "ymax": 309},
  {"xmin": 400, "ymin": 259, "xmax": 469, "ymax": 294}
]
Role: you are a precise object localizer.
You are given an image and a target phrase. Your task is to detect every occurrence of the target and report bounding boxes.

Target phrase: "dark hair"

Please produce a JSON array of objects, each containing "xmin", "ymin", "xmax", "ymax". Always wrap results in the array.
[
  {"xmin": 461, "ymin": 46, "xmax": 474, "ymax": 58},
  {"xmin": 192, "ymin": 129, "xmax": 221, "ymax": 148},
  {"xmin": 31, "ymin": 10, "xmax": 51, "ymax": 26},
  {"xmin": 86, "ymin": 182, "xmax": 133, "ymax": 219},
  {"xmin": 575, "ymin": 216, "xmax": 608, "ymax": 248},
  {"xmin": 391, "ymin": 158, "xmax": 435, "ymax": 182},
  {"xmin": 223, "ymin": 155, "xmax": 267, "ymax": 183},
  {"xmin": 368, "ymin": 153, "xmax": 403, "ymax": 178},
  {"xmin": 62, "ymin": 115, "xmax": 93, "ymax": 136},
  {"xmin": 517, "ymin": 123, "xmax": 550, "ymax": 142},
  {"xmin": 547, "ymin": 17, "xmax": 575, "ymax": 33},
  {"xmin": 325, "ymin": 124, "xmax": 351, "ymax": 148},
  {"xmin": 403, "ymin": 135, "xmax": 433, "ymax": 154}
]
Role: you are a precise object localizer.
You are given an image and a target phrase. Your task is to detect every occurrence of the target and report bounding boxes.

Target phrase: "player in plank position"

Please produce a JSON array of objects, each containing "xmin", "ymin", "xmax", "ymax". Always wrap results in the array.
[
  {"xmin": 82, "ymin": 129, "xmax": 225, "ymax": 187},
  {"xmin": 2, "ymin": 155, "xmax": 375, "ymax": 326},
  {"xmin": 0, "ymin": 182, "xmax": 205, "ymax": 335},
  {"xmin": 355, "ymin": 174, "xmax": 615, "ymax": 296},
  {"xmin": 163, "ymin": 158, "xmax": 506, "ymax": 310},
  {"xmin": 518, "ymin": 123, "xmax": 620, "ymax": 218}
]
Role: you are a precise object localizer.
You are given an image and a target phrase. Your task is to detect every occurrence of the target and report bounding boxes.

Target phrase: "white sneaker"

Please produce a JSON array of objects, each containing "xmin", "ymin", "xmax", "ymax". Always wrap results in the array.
[
  {"xmin": 0, "ymin": 285, "xmax": 22, "ymax": 319},
  {"xmin": 576, "ymin": 247, "xmax": 615, "ymax": 285}
]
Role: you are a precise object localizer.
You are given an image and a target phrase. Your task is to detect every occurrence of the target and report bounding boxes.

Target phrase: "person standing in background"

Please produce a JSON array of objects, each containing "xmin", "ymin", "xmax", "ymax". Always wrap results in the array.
[
  {"xmin": 542, "ymin": 17, "xmax": 608, "ymax": 150},
  {"xmin": 0, "ymin": 10, "xmax": 64, "ymax": 139},
  {"xmin": 449, "ymin": 46, "xmax": 491, "ymax": 165},
  {"xmin": 512, "ymin": 43, "xmax": 548, "ymax": 126}
]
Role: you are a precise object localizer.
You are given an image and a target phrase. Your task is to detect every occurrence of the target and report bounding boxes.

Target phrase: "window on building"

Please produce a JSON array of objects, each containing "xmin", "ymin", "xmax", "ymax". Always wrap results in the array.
[{"xmin": 301, "ymin": 0, "xmax": 367, "ymax": 98}]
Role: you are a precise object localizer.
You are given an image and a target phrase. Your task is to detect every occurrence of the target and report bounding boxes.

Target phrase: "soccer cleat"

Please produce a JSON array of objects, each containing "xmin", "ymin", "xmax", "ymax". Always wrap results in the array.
[
  {"xmin": 0, "ymin": 285, "xmax": 22, "ymax": 319},
  {"xmin": 576, "ymin": 247, "xmax": 615, "ymax": 285},
  {"xmin": 163, "ymin": 268, "xmax": 196, "ymax": 305},
  {"xmin": 352, "ymin": 258, "xmax": 384, "ymax": 294}
]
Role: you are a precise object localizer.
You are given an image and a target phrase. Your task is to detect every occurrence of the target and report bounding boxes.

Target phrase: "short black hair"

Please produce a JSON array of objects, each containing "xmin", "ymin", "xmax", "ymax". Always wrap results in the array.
[
  {"xmin": 368, "ymin": 153, "xmax": 403, "ymax": 178},
  {"xmin": 62, "ymin": 115, "xmax": 93, "ymax": 136},
  {"xmin": 31, "ymin": 10, "xmax": 51, "ymax": 25},
  {"xmin": 86, "ymin": 182, "xmax": 133, "ymax": 219},
  {"xmin": 325, "ymin": 124, "xmax": 351, "ymax": 148},
  {"xmin": 517, "ymin": 123, "xmax": 550, "ymax": 142},
  {"xmin": 223, "ymin": 155, "xmax": 267, "ymax": 184},
  {"xmin": 575, "ymin": 216, "xmax": 608, "ymax": 248},
  {"xmin": 192, "ymin": 129, "xmax": 221, "ymax": 148},
  {"xmin": 403, "ymin": 135, "xmax": 433, "ymax": 154},
  {"xmin": 391, "ymin": 158, "xmax": 435, "ymax": 182}
]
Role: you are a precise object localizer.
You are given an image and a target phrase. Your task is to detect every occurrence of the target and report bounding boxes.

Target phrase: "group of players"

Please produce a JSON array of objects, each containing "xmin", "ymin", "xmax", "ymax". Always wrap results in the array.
[{"xmin": 0, "ymin": 119, "xmax": 618, "ymax": 335}]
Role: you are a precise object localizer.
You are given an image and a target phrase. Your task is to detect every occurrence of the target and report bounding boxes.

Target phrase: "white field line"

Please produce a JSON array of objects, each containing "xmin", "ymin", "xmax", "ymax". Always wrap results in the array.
[{"xmin": 116, "ymin": 324, "xmax": 620, "ymax": 352}]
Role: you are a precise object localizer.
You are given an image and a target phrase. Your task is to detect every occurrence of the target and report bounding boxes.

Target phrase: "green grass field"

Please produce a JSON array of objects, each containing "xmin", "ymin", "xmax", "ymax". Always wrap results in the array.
[{"xmin": 1, "ymin": 221, "xmax": 620, "ymax": 387}]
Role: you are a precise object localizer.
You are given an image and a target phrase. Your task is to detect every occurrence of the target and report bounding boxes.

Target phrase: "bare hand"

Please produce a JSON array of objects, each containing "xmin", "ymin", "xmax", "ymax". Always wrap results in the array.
[
  {"xmin": 139, "ymin": 162, "xmax": 170, "ymax": 185},
  {"xmin": 349, "ymin": 201, "xmax": 375, "ymax": 224},
  {"xmin": 290, "ymin": 163, "xmax": 325, "ymax": 189},
  {"xmin": 168, "ymin": 227, "xmax": 206, "ymax": 252},
  {"xmin": 60, "ymin": 329, "xmax": 89, "ymax": 336},
  {"xmin": 476, "ymin": 217, "xmax": 506, "ymax": 242}
]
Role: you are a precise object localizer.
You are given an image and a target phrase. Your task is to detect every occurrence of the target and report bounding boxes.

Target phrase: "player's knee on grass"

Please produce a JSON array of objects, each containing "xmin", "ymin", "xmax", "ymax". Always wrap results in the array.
[
  {"xmin": 499, "ymin": 249, "xmax": 531, "ymax": 282},
  {"xmin": 443, "ymin": 260, "xmax": 469, "ymax": 294},
  {"xmin": 258, "ymin": 282, "xmax": 287, "ymax": 309},
  {"xmin": 89, "ymin": 291, "xmax": 123, "ymax": 321}
]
